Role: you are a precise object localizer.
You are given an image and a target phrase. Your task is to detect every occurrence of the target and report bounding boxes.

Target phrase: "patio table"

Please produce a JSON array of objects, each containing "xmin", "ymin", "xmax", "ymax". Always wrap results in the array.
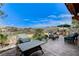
[{"xmin": 17, "ymin": 40, "xmax": 44, "ymax": 56}]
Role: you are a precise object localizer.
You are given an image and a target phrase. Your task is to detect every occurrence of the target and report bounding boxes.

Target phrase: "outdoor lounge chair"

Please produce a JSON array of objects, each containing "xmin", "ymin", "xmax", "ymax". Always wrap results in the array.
[
  {"xmin": 48, "ymin": 32, "xmax": 59, "ymax": 40},
  {"xmin": 64, "ymin": 33, "xmax": 79, "ymax": 43}
]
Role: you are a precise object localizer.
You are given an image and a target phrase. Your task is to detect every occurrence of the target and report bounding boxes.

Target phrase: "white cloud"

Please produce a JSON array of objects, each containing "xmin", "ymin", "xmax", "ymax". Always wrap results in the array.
[
  {"xmin": 26, "ymin": 18, "xmax": 50, "ymax": 23},
  {"xmin": 47, "ymin": 14, "xmax": 74, "ymax": 18},
  {"xmin": 32, "ymin": 18, "xmax": 72, "ymax": 28},
  {"xmin": 10, "ymin": 24, "xmax": 15, "ymax": 26},
  {"xmin": 48, "ymin": 15, "xmax": 57, "ymax": 18},
  {"xmin": 58, "ymin": 19, "xmax": 72, "ymax": 25},
  {"xmin": 23, "ymin": 14, "xmax": 72, "ymax": 28},
  {"xmin": 24, "ymin": 19, "xmax": 30, "ymax": 21},
  {"xmin": 58, "ymin": 14, "xmax": 74, "ymax": 18},
  {"xmin": 31, "ymin": 20, "xmax": 39, "ymax": 22},
  {"xmin": 32, "ymin": 20, "xmax": 59, "ymax": 28},
  {"xmin": 23, "ymin": 14, "xmax": 73, "ymax": 24}
]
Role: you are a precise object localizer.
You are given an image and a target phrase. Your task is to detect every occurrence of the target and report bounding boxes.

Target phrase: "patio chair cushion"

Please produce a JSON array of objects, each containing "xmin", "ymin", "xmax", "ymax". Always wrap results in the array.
[{"xmin": 19, "ymin": 38, "xmax": 31, "ymax": 43}]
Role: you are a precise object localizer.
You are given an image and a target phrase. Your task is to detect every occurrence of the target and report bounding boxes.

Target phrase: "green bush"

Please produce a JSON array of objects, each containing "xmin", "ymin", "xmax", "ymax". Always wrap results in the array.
[
  {"xmin": 32, "ymin": 28, "xmax": 44, "ymax": 41},
  {"xmin": 0, "ymin": 34, "xmax": 8, "ymax": 45}
]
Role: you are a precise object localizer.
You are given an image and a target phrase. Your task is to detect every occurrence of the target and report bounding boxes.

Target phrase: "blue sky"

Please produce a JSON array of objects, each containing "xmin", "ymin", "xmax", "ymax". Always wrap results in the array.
[{"xmin": 0, "ymin": 3, "xmax": 72, "ymax": 28}]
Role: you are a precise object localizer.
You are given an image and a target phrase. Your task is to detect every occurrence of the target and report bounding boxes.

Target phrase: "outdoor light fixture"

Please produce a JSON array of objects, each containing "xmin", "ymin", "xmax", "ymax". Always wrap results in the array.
[{"xmin": 77, "ymin": 13, "xmax": 79, "ymax": 16}]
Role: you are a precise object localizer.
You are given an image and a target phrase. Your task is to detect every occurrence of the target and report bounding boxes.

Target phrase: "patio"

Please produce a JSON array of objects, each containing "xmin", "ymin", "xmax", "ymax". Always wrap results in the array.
[{"xmin": 0, "ymin": 35, "xmax": 79, "ymax": 56}]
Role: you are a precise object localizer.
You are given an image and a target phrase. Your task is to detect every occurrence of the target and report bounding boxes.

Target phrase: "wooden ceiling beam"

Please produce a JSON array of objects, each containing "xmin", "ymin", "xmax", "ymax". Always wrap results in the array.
[{"xmin": 65, "ymin": 3, "xmax": 79, "ymax": 20}]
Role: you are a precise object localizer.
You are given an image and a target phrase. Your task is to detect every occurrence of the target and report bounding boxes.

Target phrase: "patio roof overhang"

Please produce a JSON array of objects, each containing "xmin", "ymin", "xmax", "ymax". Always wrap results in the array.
[{"xmin": 65, "ymin": 3, "xmax": 79, "ymax": 20}]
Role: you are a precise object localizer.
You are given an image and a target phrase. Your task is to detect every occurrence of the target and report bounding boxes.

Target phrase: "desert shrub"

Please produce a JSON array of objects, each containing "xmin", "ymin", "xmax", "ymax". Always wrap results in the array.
[
  {"xmin": 0, "ymin": 34, "xmax": 8, "ymax": 47},
  {"xmin": 32, "ymin": 28, "xmax": 45, "ymax": 41}
]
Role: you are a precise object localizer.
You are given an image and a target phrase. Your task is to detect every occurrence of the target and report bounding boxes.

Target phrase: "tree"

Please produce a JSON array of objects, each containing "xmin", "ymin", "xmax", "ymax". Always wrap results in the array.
[
  {"xmin": 57, "ymin": 24, "xmax": 71, "ymax": 27},
  {"xmin": 32, "ymin": 28, "xmax": 44, "ymax": 41},
  {"xmin": 72, "ymin": 19, "xmax": 79, "ymax": 28},
  {"xmin": 0, "ymin": 10, "xmax": 4, "ymax": 16},
  {"xmin": 0, "ymin": 34, "xmax": 8, "ymax": 48},
  {"xmin": 0, "ymin": 3, "xmax": 4, "ymax": 8},
  {"xmin": 0, "ymin": 3, "xmax": 4, "ymax": 16},
  {"xmin": 0, "ymin": 3, "xmax": 7, "ymax": 19}
]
